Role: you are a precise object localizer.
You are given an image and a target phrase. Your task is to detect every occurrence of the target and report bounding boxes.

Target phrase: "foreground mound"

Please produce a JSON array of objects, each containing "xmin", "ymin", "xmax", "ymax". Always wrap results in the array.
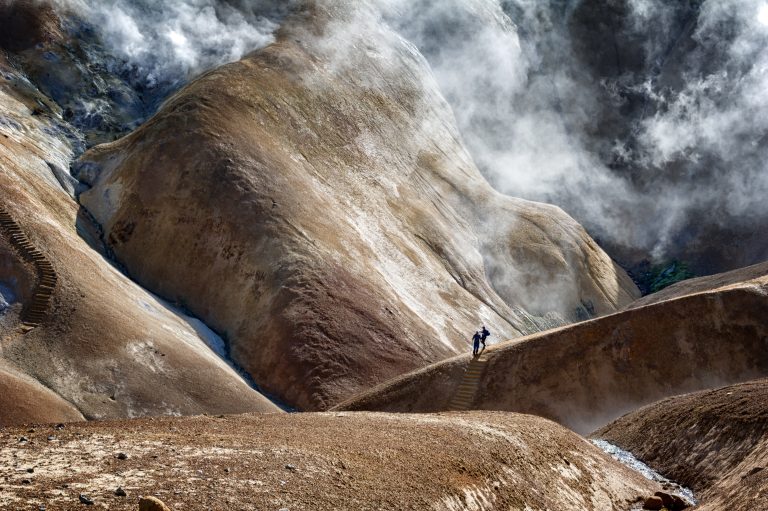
[
  {"xmin": 595, "ymin": 378, "xmax": 768, "ymax": 511},
  {"xmin": 337, "ymin": 263, "xmax": 768, "ymax": 434},
  {"xmin": 0, "ymin": 411, "xmax": 658, "ymax": 510}
]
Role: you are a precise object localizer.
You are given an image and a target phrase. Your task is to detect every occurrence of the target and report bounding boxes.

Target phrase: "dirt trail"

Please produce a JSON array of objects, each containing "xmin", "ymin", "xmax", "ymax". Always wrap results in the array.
[{"xmin": 448, "ymin": 352, "xmax": 489, "ymax": 411}]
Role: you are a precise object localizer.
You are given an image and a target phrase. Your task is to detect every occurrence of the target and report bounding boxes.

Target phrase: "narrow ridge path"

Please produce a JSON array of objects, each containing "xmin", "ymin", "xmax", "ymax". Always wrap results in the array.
[
  {"xmin": 448, "ymin": 352, "xmax": 488, "ymax": 411},
  {"xmin": 0, "ymin": 205, "xmax": 57, "ymax": 330}
]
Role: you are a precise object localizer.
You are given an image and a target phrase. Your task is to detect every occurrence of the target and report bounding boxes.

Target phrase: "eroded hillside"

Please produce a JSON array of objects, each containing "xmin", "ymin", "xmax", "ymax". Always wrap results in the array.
[
  {"xmin": 338, "ymin": 262, "xmax": 768, "ymax": 434},
  {"xmin": 0, "ymin": 1, "xmax": 280, "ymax": 425},
  {"xmin": 596, "ymin": 378, "xmax": 768, "ymax": 511}
]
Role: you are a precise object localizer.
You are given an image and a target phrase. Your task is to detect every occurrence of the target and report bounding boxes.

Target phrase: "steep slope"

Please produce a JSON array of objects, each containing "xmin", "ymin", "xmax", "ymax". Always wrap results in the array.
[
  {"xmin": 77, "ymin": 0, "xmax": 639, "ymax": 411},
  {"xmin": 337, "ymin": 263, "xmax": 768, "ymax": 434},
  {"xmin": 595, "ymin": 378, "xmax": 768, "ymax": 511},
  {"xmin": 0, "ymin": 411, "xmax": 659, "ymax": 510},
  {"xmin": 0, "ymin": 37, "xmax": 280, "ymax": 424}
]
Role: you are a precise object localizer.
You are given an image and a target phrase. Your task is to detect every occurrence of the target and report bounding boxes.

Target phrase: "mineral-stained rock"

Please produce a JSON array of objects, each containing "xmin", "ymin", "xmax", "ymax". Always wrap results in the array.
[{"xmin": 78, "ymin": 0, "xmax": 639, "ymax": 411}]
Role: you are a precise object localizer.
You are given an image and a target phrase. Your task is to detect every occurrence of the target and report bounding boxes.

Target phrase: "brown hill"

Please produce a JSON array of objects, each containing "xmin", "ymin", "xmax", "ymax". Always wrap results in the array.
[
  {"xmin": 595, "ymin": 378, "xmax": 768, "ymax": 511},
  {"xmin": 0, "ymin": 40, "xmax": 279, "ymax": 424},
  {"xmin": 0, "ymin": 411, "xmax": 659, "ymax": 510},
  {"xmin": 76, "ymin": 0, "xmax": 638, "ymax": 412},
  {"xmin": 627, "ymin": 260, "xmax": 768, "ymax": 309},
  {"xmin": 337, "ymin": 263, "xmax": 768, "ymax": 434}
]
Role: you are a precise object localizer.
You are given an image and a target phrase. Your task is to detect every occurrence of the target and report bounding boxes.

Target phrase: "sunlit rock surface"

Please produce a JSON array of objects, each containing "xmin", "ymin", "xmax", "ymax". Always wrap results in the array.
[{"xmin": 76, "ymin": 1, "xmax": 639, "ymax": 411}]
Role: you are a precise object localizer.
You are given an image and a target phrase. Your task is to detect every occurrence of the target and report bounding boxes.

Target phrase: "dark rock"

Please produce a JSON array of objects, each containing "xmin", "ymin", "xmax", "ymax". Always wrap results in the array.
[
  {"xmin": 78, "ymin": 494, "xmax": 94, "ymax": 505},
  {"xmin": 643, "ymin": 496, "xmax": 664, "ymax": 510},
  {"xmin": 116, "ymin": 452, "xmax": 128, "ymax": 460},
  {"xmin": 655, "ymin": 491, "xmax": 674, "ymax": 507},
  {"xmin": 21, "ymin": 479, "xmax": 31, "ymax": 485},
  {"xmin": 285, "ymin": 464, "xmax": 297, "ymax": 471},
  {"xmin": 114, "ymin": 487, "xmax": 126, "ymax": 497},
  {"xmin": 654, "ymin": 491, "xmax": 688, "ymax": 510}
]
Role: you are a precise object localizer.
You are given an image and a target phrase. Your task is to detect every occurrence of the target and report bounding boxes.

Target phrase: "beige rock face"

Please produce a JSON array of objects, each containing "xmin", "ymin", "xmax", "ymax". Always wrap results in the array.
[
  {"xmin": 0, "ymin": 411, "xmax": 659, "ymax": 510},
  {"xmin": 595, "ymin": 378, "xmax": 768, "ymax": 511},
  {"xmin": 78, "ymin": 1, "xmax": 639, "ymax": 411},
  {"xmin": 0, "ymin": 40, "xmax": 280, "ymax": 424},
  {"xmin": 337, "ymin": 262, "xmax": 768, "ymax": 434}
]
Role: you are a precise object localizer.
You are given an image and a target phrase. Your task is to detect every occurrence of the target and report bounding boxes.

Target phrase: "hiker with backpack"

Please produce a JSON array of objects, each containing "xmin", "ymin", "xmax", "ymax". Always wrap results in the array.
[{"xmin": 480, "ymin": 325, "xmax": 490, "ymax": 347}]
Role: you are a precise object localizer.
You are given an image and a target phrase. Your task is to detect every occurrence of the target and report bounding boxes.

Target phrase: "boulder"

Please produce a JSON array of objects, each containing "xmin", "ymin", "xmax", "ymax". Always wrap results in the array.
[
  {"xmin": 643, "ymin": 496, "xmax": 664, "ymax": 510},
  {"xmin": 138, "ymin": 496, "xmax": 170, "ymax": 511}
]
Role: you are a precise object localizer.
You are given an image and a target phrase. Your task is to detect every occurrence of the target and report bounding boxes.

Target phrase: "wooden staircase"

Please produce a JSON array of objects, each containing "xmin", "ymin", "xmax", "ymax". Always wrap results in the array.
[
  {"xmin": 0, "ymin": 205, "xmax": 57, "ymax": 329},
  {"xmin": 447, "ymin": 353, "xmax": 488, "ymax": 411}
]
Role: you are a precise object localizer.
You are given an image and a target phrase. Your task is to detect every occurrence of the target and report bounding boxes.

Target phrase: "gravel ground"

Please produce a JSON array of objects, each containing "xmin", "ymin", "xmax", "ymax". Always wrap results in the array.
[{"xmin": 0, "ymin": 411, "xmax": 657, "ymax": 510}]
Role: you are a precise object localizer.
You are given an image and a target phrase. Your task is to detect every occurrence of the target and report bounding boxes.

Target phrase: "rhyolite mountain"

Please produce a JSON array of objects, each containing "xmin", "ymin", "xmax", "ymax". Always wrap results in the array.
[{"xmin": 75, "ymin": 1, "xmax": 639, "ymax": 410}]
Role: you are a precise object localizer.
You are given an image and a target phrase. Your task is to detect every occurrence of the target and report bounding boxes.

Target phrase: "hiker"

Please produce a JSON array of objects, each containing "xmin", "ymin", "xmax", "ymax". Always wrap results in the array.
[
  {"xmin": 480, "ymin": 325, "xmax": 490, "ymax": 347},
  {"xmin": 472, "ymin": 331, "xmax": 482, "ymax": 356}
]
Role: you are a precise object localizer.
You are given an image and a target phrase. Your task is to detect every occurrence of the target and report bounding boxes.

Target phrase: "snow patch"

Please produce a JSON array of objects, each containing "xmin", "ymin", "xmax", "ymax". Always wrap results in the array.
[
  {"xmin": 591, "ymin": 439, "xmax": 696, "ymax": 506},
  {"xmin": 0, "ymin": 282, "xmax": 16, "ymax": 312}
]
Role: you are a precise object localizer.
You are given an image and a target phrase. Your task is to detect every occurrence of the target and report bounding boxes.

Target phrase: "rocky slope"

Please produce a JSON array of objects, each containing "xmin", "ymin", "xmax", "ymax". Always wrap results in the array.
[
  {"xmin": 0, "ymin": 5, "xmax": 280, "ymax": 425},
  {"xmin": 337, "ymin": 262, "xmax": 768, "ymax": 434},
  {"xmin": 76, "ymin": 0, "xmax": 639, "ymax": 412},
  {"xmin": 0, "ymin": 411, "xmax": 659, "ymax": 510},
  {"xmin": 595, "ymin": 378, "xmax": 768, "ymax": 511}
]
